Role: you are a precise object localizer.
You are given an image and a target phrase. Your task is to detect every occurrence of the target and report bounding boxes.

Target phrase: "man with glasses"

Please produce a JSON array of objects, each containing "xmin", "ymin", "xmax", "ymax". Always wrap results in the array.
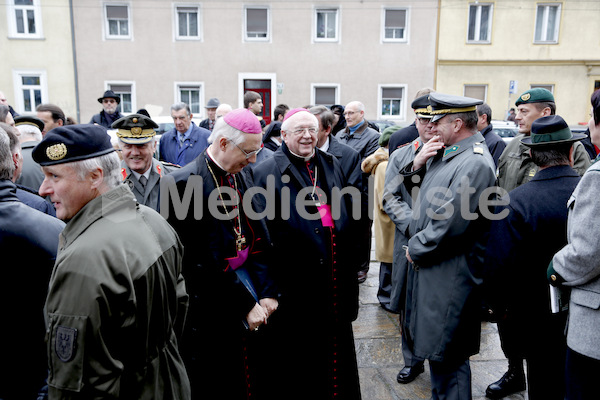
[
  {"xmin": 389, "ymin": 88, "xmax": 435, "ymax": 155},
  {"xmin": 338, "ymin": 101, "xmax": 381, "ymax": 283},
  {"xmin": 252, "ymin": 108, "xmax": 361, "ymax": 399},
  {"xmin": 162, "ymin": 108, "xmax": 278, "ymax": 400},
  {"xmin": 89, "ymin": 90, "xmax": 123, "ymax": 129},
  {"xmin": 398, "ymin": 93, "xmax": 496, "ymax": 400}
]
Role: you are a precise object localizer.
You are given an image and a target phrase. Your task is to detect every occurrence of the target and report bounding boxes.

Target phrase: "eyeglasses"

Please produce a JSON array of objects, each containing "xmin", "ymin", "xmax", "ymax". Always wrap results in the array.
[
  {"xmin": 102, "ymin": 99, "xmax": 117, "ymax": 104},
  {"xmin": 417, "ymin": 117, "xmax": 431, "ymax": 124},
  {"xmin": 231, "ymin": 140, "xmax": 263, "ymax": 159},
  {"xmin": 289, "ymin": 127, "xmax": 318, "ymax": 136},
  {"xmin": 343, "ymin": 111, "xmax": 358, "ymax": 116}
]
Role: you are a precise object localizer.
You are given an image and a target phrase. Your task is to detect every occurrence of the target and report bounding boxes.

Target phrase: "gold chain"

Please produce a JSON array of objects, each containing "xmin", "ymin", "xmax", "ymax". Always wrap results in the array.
[{"xmin": 205, "ymin": 158, "xmax": 245, "ymax": 250}]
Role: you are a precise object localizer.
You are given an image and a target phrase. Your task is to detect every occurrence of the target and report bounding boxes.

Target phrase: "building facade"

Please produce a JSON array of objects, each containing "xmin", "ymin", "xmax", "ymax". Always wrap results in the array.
[
  {"xmin": 436, "ymin": 0, "xmax": 600, "ymax": 125},
  {"xmin": 1, "ymin": 0, "xmax": 78, "ymax": 120}
]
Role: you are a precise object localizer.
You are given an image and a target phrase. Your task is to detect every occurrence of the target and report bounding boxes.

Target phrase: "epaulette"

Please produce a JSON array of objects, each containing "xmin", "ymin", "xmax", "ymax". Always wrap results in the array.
[
  {"xmin": 473, "ymin": 142, "xmax": 484, "ymax": 155},
  {"xmin": 397, "ymin": 142, "xmax": 411, "ymax": 149}
]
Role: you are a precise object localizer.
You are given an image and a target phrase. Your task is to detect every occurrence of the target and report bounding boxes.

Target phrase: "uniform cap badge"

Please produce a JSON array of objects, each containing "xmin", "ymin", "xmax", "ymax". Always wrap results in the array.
[{"xmin": 521, "ymin": 93, "xmax": 531, "ymax": 101}]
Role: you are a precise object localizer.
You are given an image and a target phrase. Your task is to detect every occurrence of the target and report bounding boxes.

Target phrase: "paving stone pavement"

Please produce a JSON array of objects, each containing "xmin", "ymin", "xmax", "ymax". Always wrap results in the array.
[{"xmin": 352, "ymin": 259, "xmax": 529, "ymax": 400}]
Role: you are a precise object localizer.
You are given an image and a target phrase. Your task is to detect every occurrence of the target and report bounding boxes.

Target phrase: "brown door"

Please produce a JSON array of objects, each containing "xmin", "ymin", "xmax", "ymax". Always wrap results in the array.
[{"xmin": 244, "ymin": 79, "xmax": 271, "ymax": 125}]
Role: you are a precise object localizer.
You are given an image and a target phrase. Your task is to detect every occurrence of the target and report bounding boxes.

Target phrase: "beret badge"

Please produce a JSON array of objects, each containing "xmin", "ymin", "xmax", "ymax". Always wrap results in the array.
[
  {"xmin": 521, "ymin": 93, "xmax": 531, "ymax": 102},
  {"xmin": 46, "ymin": 143, "xmax": 68, "ymax": 161}
]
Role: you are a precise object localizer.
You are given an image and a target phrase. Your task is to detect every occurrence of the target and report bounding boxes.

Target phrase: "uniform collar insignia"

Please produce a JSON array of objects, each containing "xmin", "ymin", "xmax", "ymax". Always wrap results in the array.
[{"xmin": 443, "ymin": 145, "xmax": 460, "ymax": 157}]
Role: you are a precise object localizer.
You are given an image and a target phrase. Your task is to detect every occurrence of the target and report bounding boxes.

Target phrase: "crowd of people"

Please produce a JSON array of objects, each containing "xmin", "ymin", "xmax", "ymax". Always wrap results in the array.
[{"xmin": 0, "ymin": 85, "xmax": 599, "ymax": 400}]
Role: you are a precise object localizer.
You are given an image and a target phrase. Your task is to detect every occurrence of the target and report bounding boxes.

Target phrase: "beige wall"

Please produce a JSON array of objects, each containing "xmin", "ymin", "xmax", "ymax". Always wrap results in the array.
[
  {"xmin": 73, "ymin": 0, "xmax": 438, "ymax": 124},
  {"xmin": 437, "ymin": 0, "xmax": 600, "ymax": 126},
  {"xmin": 0, "ymin": 0, "xmax": 77, "ymax": 119}
]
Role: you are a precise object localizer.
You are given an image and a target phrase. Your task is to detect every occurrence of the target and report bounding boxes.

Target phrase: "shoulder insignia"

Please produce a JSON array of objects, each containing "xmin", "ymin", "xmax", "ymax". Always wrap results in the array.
[
  {"xmin": 397, "ymin": 142, "xmax": 410, "ymax": 149},
  {"xmin": 121, "ymin": 168, "xmax": 127, "ymax": 181},
  {"xmin": 528, "ymin": 168, "xmax": 536, "ymax": 177},
  {"xmin": 443, "ymin": 145, "xmax": 460, "ymax": 157},
  {"xmin": 55, "ymin": 326, "xmax": 77, "ymax": 362},
  {"xmin": 473, "ymin": 142, "xmax": 484, "ymax": 155},
  {"xmin": 156, "ymin": 164, "xmax": 162, "ymax": 176}
]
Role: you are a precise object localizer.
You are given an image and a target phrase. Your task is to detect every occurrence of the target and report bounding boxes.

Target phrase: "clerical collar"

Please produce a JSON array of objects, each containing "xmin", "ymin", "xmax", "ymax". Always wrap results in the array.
[
  {"xmin": 317, "ymin": 136, "xmax": 330, "ymax": 152},
  {"xmin": 288, "ymin": 147, "xmax": 315, "ymax": 162},
  {"xmin": 206, "ymin": 147, "xmax": 230, "ymax": 175}
]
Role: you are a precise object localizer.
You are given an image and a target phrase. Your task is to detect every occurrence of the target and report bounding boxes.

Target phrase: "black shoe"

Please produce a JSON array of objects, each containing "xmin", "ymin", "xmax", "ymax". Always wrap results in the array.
[
  {"xmin": 396, "ymin": 364, "xmax": 424, "ymax": 384},
  {"xmin": 357, "ymin": 270, "xmax": 368, "ymax": 284},
  {"xmin": 485, "ymin": 368, "xmax": 526, "ymax": 399}
]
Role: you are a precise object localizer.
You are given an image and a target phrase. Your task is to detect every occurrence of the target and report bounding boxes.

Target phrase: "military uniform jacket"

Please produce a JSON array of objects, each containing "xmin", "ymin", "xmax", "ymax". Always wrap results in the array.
[
  {"xmin": 552, "ymin": 160, "xmax": 600, "ymax": 360},
  {"xmin": 401, "ymin": 132, "xmax": 496, "ymax": 363},
  {"xmin": 382, "ymin": 138, "xmax": 422, "ymax": 312},
  {"xmin": 121, "ymin": 158, "xmax": 179, "ymax": 211},
  {"xmin": 45, "ymin": 185, "xmax": 190, "ymax": 399},
  {"xmin": 497, "ymin": 134, "xmax": 590, "ymax": 192}
]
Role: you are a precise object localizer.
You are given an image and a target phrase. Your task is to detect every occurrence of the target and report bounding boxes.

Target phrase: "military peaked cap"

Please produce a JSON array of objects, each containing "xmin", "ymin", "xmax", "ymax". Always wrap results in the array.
[
  {"xmin": 428, "ymin": 93, "xmax": 483, "ymax": 122},
  {"xmin": 112, "ymin": 113, "xmax": 158, "ymax": 144}
]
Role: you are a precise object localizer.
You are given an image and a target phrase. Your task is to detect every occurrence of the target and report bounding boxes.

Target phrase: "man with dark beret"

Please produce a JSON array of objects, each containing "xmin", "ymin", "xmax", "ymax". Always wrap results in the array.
[
  {"xmin": 33, "ymin": 124, "xmax": 190, "ymax": 399},
  {"xmin": 484, "ymin": 115, "xmax": 584, "ymax": 400},
  {"xmin": 112, "ymin": 113, "xmax": 179, "ymax": 211},
  {"xmin": 89, "ymin": 89, "xmax": 124, "ymax": 129}
]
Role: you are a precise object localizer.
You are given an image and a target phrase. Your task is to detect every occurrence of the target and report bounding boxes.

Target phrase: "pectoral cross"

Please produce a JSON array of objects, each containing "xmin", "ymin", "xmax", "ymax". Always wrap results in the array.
[{"xmin": 236, "ymin": 235, "xmax": 246, "ymax": 251}]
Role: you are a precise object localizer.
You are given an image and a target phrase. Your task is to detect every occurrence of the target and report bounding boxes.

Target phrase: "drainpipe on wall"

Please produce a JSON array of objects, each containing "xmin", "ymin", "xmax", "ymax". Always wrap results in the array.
[{"xmin": 69, "ymin": 0, "xmax": 81, "ymax": 123}]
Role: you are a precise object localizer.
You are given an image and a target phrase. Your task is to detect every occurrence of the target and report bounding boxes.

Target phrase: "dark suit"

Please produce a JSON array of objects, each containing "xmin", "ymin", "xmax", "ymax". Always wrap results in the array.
[
  {"xmin": 484, "ymin": 165, "xmax": 580, "ymax": 400},
  {"xmin": 253, "ymin": 143, "xmax": 361, "ymax": 400},
  {"xmin": 388, "ymin": 122, "xmax": 419, "ymax": 155},
  {"xmin": 480, "ymin": 124, "xmax": 507, "ymax": 167},
  {"xmin": 323, "ymin": 135, "xmax": 361, "ymax": 190}
]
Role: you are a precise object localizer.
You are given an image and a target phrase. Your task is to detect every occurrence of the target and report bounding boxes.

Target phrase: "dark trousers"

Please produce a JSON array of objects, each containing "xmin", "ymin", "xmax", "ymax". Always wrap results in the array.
[
  {"xmin": 497, "ymin": 316, "xmax": 524, "ymax": 371},
  {"xmin": 377, "ymin": 261, "xmax": 393, "ymax": 308},
  {"xmin": 400, "ymin": 309, "xmax": 424, "ymax": 368},
  {"xmin": 358, "ymin": 219, "xmax": 373, "ymax": 273},
  {"xmin": 565, "ymin": 347, "xmax": 600, "ymax": 400},
  {"xmin": 429, "ymin": 358, "xmax": 472, "ymax": 400}
]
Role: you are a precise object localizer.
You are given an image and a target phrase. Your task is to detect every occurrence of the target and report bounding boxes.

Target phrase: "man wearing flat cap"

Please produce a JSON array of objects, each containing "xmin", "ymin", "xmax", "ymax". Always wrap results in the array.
[
  {"xmin": 113, "ymin": 113, "xmax": 179, "ymax": 211},
  {"xmin": 252, "ymin": 108, "xmax": 362, "ymax": 399},
  {"xmin": 162, "ymin": 108, "xmax": 278, "ymax": 399},
  {"xmin": 484, "ymin": 115, "xmax": 584, "ymax": 400},
  {"xmin": 89, "ymin": 89, "xmax": 124, "ymax": 129},
  {"xmin": 382, "ymin": 92, "xmax": 436, "ymax": 386},
  {"xmin": 33, "ymin": 124, "xmax": 191, "ymax": 399},
  {"xmin": 398, "ymin": 93, "xmax": 497, "ymax": 399},
  {"xmin": 489, "ymin": 87, "xmax": 591, "ymax": 399},
  {"xmin": 199, "ymin": 97, "xmax": 220, "ymax": 131}
]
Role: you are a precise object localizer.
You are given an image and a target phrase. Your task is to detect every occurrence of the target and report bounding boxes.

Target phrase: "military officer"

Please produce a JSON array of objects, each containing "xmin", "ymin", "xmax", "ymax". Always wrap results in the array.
[
  {"xmin": 489, "ymin": 87, "xmax": 592, "ymax": 398},
  {"xmin": 382, "ymin": 94, "xmax": 433, "ymax": 385},
  {"xmin": 112, "ymin": 113, "xmax": 179, "ymax": 211},
  {"xmin": 399, "ymin": 93, "xmax": 497, "ymax": 400},
  {"xmin": 33, "ymin": 125, "xmax": 190, "ymax": 399}
]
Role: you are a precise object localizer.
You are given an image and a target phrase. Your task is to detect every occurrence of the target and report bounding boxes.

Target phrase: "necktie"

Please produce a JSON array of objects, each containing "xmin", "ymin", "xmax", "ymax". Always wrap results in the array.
[{"xmin": 139, "ymin": 175, "xmax": 148, "ymax": 188}]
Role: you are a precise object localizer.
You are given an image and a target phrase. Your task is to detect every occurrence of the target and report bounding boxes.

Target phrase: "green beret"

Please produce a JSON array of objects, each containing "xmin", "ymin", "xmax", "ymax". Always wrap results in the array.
[
  {"xmin": 515, "ymin": 88, "xmax": 555, "ymax": 106},
  {"xmin": 379, "ymin": 126, "xmax": 397, "ymax": 147}
]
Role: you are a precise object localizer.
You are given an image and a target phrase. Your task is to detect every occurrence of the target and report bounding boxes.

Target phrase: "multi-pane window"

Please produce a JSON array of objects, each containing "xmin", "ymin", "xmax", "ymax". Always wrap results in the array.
[
  {"xmin": 105, "ymin": 4, "xmax": 130, "ymax": 39},
  {"xmin": 8, "ymin": 0, "xmax": 43, "ymax": 38},
  {"xmin": 467, "ymin": 3, "xmax": 492, "ymax": 43},
  {"xmin": 108, "ymin": 83, "xmax": 134, "ymax": 113},
  {"xmin": 383, "ymin": 9, "xmax": 407, "ymax": 41},
  {"xmin": 380, "ymin": 86, "xmax": 405, "ymax": 118},
  {"xmin": 178, "ymin": 85, "xmax": 201, "ymax": 114},
  {"xmin": 13, "ymin": 71, "xmax": 47, "ymax": 113},
  {"xmin": 313, "ymin": 86, "xmax": 338, "ymax": 107},
  {"xmin": 534, "ymin": 4, "xmax": 561, "ymax": 43},
  {"xmin": 176, "ymin": 5, "xmax": 200, "ymax": 40},
  {"xmin": 464, "ymin": 85, "xmax": 487, "ymax": 101},
  {"xmin": 245, "ymin": 7, "xmax": 269, "ymax": 40},
  {"xmin": 315, "ymin": 9, "xmax": 338, "ymax": 41}
]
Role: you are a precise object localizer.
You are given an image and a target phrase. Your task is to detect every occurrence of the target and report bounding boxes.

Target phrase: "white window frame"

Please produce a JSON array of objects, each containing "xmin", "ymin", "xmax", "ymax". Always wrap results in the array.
[
  {"xmin": 463, "ymin": 84, "xmax": 488, "ymax": 102},
  {"xmin": 12, "ymin": 69, "xmax": 48, "ymax": 114},
  {"xmin": 313, "ymin": 7, "xmax": 340, "ymax": 43},
  {"xmin": 381, "ymin": 7, "xmax": 409, "ymax": 43},
  {"xmin": 467, "ymin": 3, "xmax": 493, "ymax": 44},
  {"xmin": 243, "ymin": 6, "xmax": 270, "ymax": 42},
  {"xmin": 105, "ymin": 81, "xmax": 136, "ymax": 114},
  {"xmin": 174, "ymin": 82, "xmax": 204, "ymax": 116},
  {"xmin": 174, "ymin": 3, "xmax": 202, "ymax": 41},
  {"xmin": 6, "ymin": 0, "xmax": 44, "ymax": 39},
  {"xmin": 534, "ymin": 3, "xmax": 561, "ymax": 44},
  {"xmin": 103, "ymin": 2, "xmax": 132, "ymax": 40},
  {"xmin": 311, "ymin": 84, "xmax": 340, "ymax": 107},
  {"xmin": 378, "ymin": 84, "xmax": 407, "ymax": 121}
]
